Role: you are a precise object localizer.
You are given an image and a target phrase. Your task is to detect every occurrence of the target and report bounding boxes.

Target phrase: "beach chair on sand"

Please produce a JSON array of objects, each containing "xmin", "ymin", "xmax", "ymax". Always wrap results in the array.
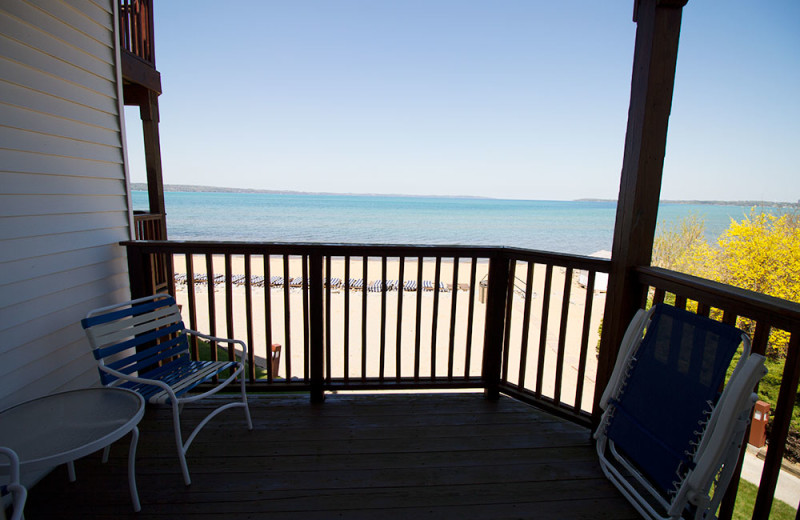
[
  {"xmin": 82, "ymin": 294, "xmax": 253, "ymax": 487},
  {"xmin": 594, "ymin": 304, "xmax": 766, "ymax": 520}
]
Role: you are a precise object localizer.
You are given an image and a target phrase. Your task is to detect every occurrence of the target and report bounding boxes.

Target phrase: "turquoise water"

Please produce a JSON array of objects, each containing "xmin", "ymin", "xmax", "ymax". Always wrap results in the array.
[{"xmin": 132, "ymin": 191, "xmax": 765, "ymax": 255}]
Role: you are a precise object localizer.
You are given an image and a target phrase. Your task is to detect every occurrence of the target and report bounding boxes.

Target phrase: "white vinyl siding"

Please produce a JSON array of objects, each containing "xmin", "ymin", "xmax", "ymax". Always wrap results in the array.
[{"xmin": 0, "ymin": 0, "xmax": 132, "ymax": 411}]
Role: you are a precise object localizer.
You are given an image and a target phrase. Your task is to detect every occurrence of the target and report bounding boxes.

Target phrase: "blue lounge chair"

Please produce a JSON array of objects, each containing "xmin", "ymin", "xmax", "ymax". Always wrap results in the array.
[
  {"xmin": 594, "ymin": 304, "xmax": 766, "ymax": 520},
  {"xmin": 82, "ymin": 294, "xmax": 253, "ymax": 486}
]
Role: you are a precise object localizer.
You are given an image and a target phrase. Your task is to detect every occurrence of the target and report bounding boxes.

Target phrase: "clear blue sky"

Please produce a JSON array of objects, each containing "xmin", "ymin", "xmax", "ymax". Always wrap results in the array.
[{"xmin": 124, "ymin": 1, "xmax": 799, "ymax": 201}]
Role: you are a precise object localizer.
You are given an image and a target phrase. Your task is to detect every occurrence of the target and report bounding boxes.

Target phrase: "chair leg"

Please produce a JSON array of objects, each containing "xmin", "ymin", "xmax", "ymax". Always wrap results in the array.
[
  {"xmin": 171, "ymin": 400, "xmax": 191, "ymax": 486},
  {"xmin": 240, "ymin": 371, "xmax": 253, "ymax": 430}
]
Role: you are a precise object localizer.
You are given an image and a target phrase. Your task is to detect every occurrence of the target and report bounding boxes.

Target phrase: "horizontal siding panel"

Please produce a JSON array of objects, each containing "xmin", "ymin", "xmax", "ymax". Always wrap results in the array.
[
  {"xmin": 1, "ymin": 258, "xmax": 129, "ymax": 322},
  {"xmin": 28, "ymin": 0, "xmax": 112, "ymax": 44},
  {"xmin": 0, "ymin": 225, "xmax": 129, "ymax": 262},
  {"xmin": 0, "ymin": 324, "xmax": 83, "ymax": 377},
  {"xmin": 0, "ymin": 81, "xmax": 119, "ymax": 130},
  {"xmin": 0, "ymin": 58, "xmax": 117, "ymax": 115},
  {"xmin": 0, "ymin": 149, "xmax": 125, "ymax": 178},
  {"xmin": 0, "ymin": 285, "xmax": 128, "ymax": 359},
  {"xmin": 0, "ymin": 10, "xmax": 114, "ymax": 79},
  {"xmin": 0, "ymin": 32, "xmax": 116, "ymax": 97},
  {"xmin": 62, "ymin": 0, "xmax": 114, "ymax": 27},
  {"xmin": 0, "ymin": 211, "xmax": 128, "ymax": 241},
  {"xmin": 0, "ymin": 103, "xmax": 120, "ymax": 146},
  {"xmin": 0, "ymin": 1, "xmax": 113, "ymax": 65},
  {"xmin": 0, "ymin": 194, "xmax": 127, "ymax": 217},
  {"xmin": 0, "ymin": 125, "xmax": 123, "ymax": 163},
  {"xmin": 0, "ymin": 271, "xmax": 129, "ymax": 337},
  {"xmin": 0, "ymin": 337, "xmax": 101, "ymax": 411},
  {"xmin": 0, "ymin": 172, "xmax": 126, "ymax": 197},
  {"xmin": 0, "ymin": 244, "xmax": 124, "ymax": 282}
]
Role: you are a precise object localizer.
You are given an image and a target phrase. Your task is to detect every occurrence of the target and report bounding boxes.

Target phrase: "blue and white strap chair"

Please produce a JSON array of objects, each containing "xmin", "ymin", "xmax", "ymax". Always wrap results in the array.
[
  {"xmin": 82, "ymin": 294, "xmax": 253, "ymax": 486},
  {"xmin": 594, "ymin": 304, "xmax": 767, "ymax": 520},
  {"xmin": 0, "ymin": 447, "xmax": 27, "ymax": 520}
]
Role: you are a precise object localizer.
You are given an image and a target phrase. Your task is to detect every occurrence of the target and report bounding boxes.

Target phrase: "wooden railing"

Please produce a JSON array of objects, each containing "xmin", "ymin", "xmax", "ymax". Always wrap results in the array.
[
  {"xmin": 132, "ymin": 211, "xmax": 165, "ymax": 241},
  {"xmin": 131, "ymin": 213, "xmax": 170, "ymax": 294},
  {"xmin": 123, "ymin": 241, "xmax": 798, "ymax": 517},
  {"xmin": 119, "ymin": 0, "xmax": 155, "ymax": 65},
  {"xmin": 123, "ymin": 241, "xmax": 610, "ymax": 413},
  {"xmin": 635, "ymin": 266, "xmax": 800, "ymax": 520}
]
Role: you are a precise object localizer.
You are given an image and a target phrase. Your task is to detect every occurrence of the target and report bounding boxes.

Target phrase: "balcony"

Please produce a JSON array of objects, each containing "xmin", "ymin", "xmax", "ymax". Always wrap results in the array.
[{"xmin": 92, "ymin": 240, "xmax": 800, "ymax": 518}]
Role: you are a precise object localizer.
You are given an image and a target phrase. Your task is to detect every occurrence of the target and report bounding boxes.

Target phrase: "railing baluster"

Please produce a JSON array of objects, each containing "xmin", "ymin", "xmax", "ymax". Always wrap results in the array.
[
  {"xmin": 264, "ymin": 254, "xmax": 274, "ymax": 381},
  {"xmin": 652, "ymin": 287, "xmax": 666, "ymax": 305},
  {"xmin": 464, "ymin": 257, "xmax": 477, "ymax": 378},
  {"xmin": 380, "ymin": 257, "xmax": 387, "ymax": 381},
  {"xmin": 574, "ymin": 270, "xmax": 596, "ymax": 413},
  {"xmin": 362, "ymin": 255, "xmax": 368, "ymax": 380},
  {"xmin": 430, "ymin": 256, "xmax": 442, "ymax": 379},
  {"xmin": 185, "ymin": 253, "xmax": 198, "ymax": 359},
  {"xmin": 205, "ymin": 254, "xmax": 217, "ymax": 360},
  {"xmin": 535, "ymin": 264, "xmax": 554, "ymax": 398},
  {"xmin": 244, "ymin": 254, "xmax": 255, "ymax": 380},
  {"xmin": 302, "ymin": 255, "xmax": 310, "ymax": 381},
  {"xmin": 225, "ymin": 253, "xmax": 234, "ymax": 361},
  {"xmin": 553, "ymin": 267, "xmax": 574, "ymax": 405},
  {"xmin": 343, "ymin": 256, "xmax": 350, "ymax": 381},
  {"xmin": 283, "ymin": 255, "xmax": 292, "ymax": 380},
  {"xmin": 414, "ymin": 257, "xmax": 423, "ymax": 381},
  {"xmin": 325, "ymin": 255, "xmax": 332, "ymax": 383},
  {"xmin": 447, "ymin": 257, "xmax": 460, "ymax": 380},
  {"xmin": 396, "ymin": 256, "xmax": 405, "ymax": 381},
  {"xmin": 501, "ymin": 260, "xmax": 516, "ymax": 383},
  {"xmin": 517, "ymin": 262, "xmax": 536, "ymax": 388}
]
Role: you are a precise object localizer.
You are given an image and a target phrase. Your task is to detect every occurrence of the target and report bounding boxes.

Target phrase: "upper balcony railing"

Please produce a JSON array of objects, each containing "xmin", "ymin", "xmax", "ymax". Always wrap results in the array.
[
  {"xmin": 119, "ymin": 0, "xmax": 155, "ymax": 66},
  {"xmin": 122, "ymin": 240, "xmax": 800, "ymax": 520}
]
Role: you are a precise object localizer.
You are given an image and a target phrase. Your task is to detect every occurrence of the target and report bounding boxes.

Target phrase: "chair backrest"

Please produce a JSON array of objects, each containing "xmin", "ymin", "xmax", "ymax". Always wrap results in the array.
[
  {"xmin": 82, "ymin": 294, "xmax": 190, "ymax": 386},
  {"xmin": 606, "ymin": 304, "xmax": 745, "ymax": 495}
]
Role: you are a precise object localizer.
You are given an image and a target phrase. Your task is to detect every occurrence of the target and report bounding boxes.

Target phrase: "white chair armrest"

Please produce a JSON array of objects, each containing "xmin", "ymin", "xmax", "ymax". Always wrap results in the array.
[{"xmin": 184, "ymin": 329, "xmax": 249, "ymax": 365}]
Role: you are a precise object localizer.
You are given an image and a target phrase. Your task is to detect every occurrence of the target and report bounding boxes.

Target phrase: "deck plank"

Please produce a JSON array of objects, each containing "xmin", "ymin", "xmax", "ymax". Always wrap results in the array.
[{"xmin": 23, "ymin": 393, "xmax": 638, "ymax": 519}]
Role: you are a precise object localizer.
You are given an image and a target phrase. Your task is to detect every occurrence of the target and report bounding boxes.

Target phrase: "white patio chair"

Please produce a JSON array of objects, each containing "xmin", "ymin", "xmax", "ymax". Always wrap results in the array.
[
  {"xmin": 0, "ymin": 447, "xmax": 27, "ymax": 520},
  {"xmin": 82, "ymin": 294, "xmax": 253, "ymax": 486},
  {"xmin": 594, "ymin": 304, "xmax": 767, "ymax": 520}
]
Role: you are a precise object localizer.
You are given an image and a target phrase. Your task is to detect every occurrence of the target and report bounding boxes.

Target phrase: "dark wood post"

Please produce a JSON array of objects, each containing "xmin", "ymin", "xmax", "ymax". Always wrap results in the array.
[
  {"xmin": 482, "ymin": 254, "xmax": 510, "ymax": 400},
  {"xmin": 593, "ymin": 0, "xmax": 687, "ymax": 426},
  {"xmin": 309, "ymin": 253, "xmax": 325, "ymax": 403},
  {"xmin": 125, "ymin": 242, "xmax": 154, "ymax": 299}
]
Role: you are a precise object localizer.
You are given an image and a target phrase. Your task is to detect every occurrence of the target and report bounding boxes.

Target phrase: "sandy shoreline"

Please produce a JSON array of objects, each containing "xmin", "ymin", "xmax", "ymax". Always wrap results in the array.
[{"xmin": 172, "ymin": 255, "xmax": 605, "ymax": 413}]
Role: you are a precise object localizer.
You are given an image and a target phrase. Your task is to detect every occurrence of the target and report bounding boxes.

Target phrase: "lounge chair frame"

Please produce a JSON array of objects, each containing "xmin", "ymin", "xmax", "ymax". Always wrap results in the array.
[{"xmin": 594, "ymin": 305, "xmax": 767, "ymax": 520}]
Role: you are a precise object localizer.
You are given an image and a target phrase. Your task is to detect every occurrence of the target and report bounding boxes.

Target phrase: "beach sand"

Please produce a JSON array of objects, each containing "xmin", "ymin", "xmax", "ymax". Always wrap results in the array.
[{"xmin": 172, "ymin": 255, "xmax": 605, "ymax": 413}]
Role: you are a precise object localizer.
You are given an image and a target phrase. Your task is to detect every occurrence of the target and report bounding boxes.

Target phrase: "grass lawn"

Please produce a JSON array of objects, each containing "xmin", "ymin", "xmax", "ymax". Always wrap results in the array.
[{"xmin": 728, "ymin": 478, "xmax": 797, "ymax": 520}]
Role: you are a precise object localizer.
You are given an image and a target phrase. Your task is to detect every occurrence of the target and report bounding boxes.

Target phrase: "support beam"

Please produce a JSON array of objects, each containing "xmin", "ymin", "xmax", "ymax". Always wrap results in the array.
[{"xmin": 593, "ymin": 0, "xmax": 687, "ymax": 425}]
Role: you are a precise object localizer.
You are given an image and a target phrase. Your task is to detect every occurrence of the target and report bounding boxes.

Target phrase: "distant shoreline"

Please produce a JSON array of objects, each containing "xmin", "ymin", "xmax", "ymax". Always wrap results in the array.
[{"xmin": 130, "ymin": 183, "xmax": 797, "ymax": 207}]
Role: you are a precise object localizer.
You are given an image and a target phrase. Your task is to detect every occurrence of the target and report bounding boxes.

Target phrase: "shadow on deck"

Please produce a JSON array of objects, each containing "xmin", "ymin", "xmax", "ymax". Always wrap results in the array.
[{"xmin": 24, "ymin": 392, "xmax": 637, "ymax": 519}]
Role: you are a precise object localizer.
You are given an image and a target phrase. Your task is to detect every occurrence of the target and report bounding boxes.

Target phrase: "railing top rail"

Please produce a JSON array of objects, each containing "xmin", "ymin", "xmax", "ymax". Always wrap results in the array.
[
  {"xmin": 121, "ymin": 240, "xmax": 612, "ymax": 271},
  {"xmin": 636, "ymin": 265, "xmax": 800, "ymax": 331}
]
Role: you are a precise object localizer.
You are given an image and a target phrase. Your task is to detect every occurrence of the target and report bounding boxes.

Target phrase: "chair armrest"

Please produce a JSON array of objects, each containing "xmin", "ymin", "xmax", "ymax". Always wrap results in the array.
[{"xmin": 184, "ymin": 329, "xmax": 249, "ymax": 365}]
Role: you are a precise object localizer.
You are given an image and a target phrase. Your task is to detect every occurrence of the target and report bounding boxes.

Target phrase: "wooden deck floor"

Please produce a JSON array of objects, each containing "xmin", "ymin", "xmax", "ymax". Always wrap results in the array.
[{"xmin": 23, "ymin": 392, "xmax": 637, "ymax": 519}]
